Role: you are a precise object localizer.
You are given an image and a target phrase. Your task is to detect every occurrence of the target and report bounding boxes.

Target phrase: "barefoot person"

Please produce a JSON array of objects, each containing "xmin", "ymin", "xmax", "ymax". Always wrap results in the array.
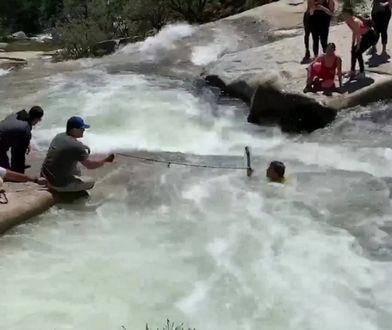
[
  {"xmin": 0, "ymin": 106, "xmax": 44, "ymax": 173},
  {"xmin": 371, "ymin": 0, "xmax": 392, "ymax": 57},
  {"xmin": 41, "ymin": 116, "xmax": 114, "ymax": 193},
  {"xmin": 343, "ymin": 8, "xmax": 378, "ymax": 80},
  {"xmin": 304, "ymin": 42, "xmax": 342, "ymax": 92}
]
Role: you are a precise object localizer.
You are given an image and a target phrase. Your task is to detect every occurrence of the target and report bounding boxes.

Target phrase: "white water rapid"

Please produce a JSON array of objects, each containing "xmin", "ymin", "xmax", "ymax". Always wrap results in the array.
[{"xmin": 1, "ymin": 24, "xmax": 392, "ymax": 330}]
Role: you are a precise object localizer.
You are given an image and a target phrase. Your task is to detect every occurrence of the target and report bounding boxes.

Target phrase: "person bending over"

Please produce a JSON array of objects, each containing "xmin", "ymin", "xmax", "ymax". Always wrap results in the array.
[
  {"xmin": 0, "ymin": 106, "xmax": 44, "ymax": 173},
  {"xmin": 343, "ymin": 8, "xmax": 378, "ymax": 80},
  {"xmin": 304, "ymin": 42, "xmax": 342, "ymax": 93},
  {"xmin": 41, "ymin": 116, "xmax": 114, "ymax": 193},
  {"xmin": 266, "ymin": 161, "xmax": 286, "ymax": 184}
]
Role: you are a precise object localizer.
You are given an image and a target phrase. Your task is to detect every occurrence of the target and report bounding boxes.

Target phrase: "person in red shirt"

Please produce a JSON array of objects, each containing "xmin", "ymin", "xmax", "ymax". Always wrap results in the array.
[{"xmin": 303, "ymin": 42, "xmax": 342, "ymax": 93}]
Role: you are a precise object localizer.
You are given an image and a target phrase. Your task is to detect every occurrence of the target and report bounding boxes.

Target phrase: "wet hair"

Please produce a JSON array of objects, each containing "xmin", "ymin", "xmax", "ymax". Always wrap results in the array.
[
  {"xmin": 28, "ymin": 106, "xmax": 44, "ymax": 121},
  {"xmin": 327, "ymin": 42, "xmax": 336, "ymax": 51},
  {"xmin": 269, "ymin": 161, "xmax": 285, "ymax": 178}
]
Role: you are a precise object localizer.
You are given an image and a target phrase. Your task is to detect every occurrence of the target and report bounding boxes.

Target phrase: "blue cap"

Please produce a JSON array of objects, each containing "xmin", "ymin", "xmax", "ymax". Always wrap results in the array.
[{"xmin": 66, "ymin": 116, "xmax": 90, "ymax": 131}]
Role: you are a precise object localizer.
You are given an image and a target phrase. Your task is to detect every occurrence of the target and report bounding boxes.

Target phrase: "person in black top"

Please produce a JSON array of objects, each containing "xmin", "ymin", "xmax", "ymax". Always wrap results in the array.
[
  {"xmin": 371, "ymin": 0, "xmax": 392, "ymax": 57},
  {"xmin": 0, "ymin": 106, "xmax": 44, "ymax": 173},
  {"xmin": 308, "ymin": 0, "xmax": 336, "ymax": 57}
]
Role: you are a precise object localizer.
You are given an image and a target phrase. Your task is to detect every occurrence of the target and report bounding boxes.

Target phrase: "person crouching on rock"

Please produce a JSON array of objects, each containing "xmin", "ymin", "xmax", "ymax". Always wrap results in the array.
[
  {"xmin": 266, "ymin": 161, "xmax": 286, "ymax": 184},
  {"xmin": 343, "ymin": 8, "xmax": 378, "ymax": 80},
  {"xmin": 304, "ymin": 42, "xmax": 342, "ymax": 93},
  {"xmin": 0, "ymin": 106, "xmax": 44, "ymax": 173},
  {"xmin": 41, "ymin": 116, "xmax": 115, "ymax": 193}
]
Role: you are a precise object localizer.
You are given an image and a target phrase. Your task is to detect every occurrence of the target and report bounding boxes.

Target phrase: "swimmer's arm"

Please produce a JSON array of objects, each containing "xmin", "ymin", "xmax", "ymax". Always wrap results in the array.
[{"xmin": 337, "ymin": 57, "xmax": 342, "ymax": 88}]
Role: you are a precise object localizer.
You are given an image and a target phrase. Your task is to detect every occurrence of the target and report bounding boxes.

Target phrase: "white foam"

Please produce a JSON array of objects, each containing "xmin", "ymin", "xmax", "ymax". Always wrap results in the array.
[
  {"xmin": 119, "ymin": 23, "xmax": 195, "ymax": 62},
  {"xmin": 191, "ymin": 30, "xmax": 239, "ymax": 66},
  {"xmin": 0, "ymin": 69, "xmax": 10, "ymax": 77}
]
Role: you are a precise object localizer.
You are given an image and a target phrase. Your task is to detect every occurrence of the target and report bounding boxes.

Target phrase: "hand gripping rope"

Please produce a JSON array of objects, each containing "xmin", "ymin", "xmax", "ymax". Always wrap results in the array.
[{"xmin": 116, "ymin": 146, "xmax": 254, "ymax": 177}]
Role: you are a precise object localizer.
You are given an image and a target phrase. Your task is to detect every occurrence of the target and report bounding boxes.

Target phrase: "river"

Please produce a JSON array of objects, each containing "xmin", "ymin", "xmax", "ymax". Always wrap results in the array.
[{"xmin": 0, "ymin": 24, "xmax": 392, "ymax": 330}]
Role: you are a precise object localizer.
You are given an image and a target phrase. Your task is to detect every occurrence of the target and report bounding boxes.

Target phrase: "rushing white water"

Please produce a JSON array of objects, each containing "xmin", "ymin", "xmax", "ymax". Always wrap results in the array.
[
  {"xmin": 0, "ymin": 69, "xmax": 10, "ymax": 77},
  {"xmin": 1, "ymin": 24, "xmax": 392, "ymax": 330}
]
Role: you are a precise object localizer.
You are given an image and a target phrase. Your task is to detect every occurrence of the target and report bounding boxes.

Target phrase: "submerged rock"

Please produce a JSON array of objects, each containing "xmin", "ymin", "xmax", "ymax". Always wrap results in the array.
[{"xmin": 11, "ymin": 31, "xmax": 28, "ymax": 40}]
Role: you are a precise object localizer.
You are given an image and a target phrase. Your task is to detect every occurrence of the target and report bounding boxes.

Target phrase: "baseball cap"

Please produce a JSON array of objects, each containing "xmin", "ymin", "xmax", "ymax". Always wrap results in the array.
[{"xmin": 66, "ymin": 116, "xmax": 90, "ymax": 131}]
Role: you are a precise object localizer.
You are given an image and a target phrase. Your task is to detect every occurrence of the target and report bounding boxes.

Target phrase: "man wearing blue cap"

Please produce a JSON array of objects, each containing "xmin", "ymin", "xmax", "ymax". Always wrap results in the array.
[{"xmin": 41, "ymin": 116, "xmax": 114, "ymax": 192}]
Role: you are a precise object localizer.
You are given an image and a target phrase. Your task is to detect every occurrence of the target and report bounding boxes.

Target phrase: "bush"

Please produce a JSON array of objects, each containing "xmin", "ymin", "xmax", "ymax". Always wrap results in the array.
[{"xmin": 145, "ymin": 319, "xmax": 196, "ymax": 330}]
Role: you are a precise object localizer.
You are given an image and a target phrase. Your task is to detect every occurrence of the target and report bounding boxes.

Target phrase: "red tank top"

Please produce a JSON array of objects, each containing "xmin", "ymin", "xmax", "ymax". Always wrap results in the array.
[{"xmin": 319, "ymin": 55, "xmax": 338, "ymax": 80}]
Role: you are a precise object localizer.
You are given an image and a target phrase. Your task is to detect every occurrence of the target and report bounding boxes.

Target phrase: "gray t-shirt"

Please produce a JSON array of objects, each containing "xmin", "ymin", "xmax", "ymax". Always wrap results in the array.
[{"xmin": 41, "ymin": 132, "xmax": 90, "ymax": 187}]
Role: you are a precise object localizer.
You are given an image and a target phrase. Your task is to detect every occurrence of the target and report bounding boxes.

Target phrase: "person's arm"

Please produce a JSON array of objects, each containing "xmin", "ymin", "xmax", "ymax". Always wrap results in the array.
[
  {"xmin": 308, "ymin": 0, "xmax": 316, "ymax": 14},
  {"xmin": 337, "ymin": 57, "xmax": 342, "ymax": 88},
  {"xmin": 81, "ymin": 154, "xmax": 114, "ymax": 170},
  {"xmin": 4, "ymin": 169, "xmax": 46, "ymax": 185},
  {"xmin": 316, "ymin": 1, "xmax": 335, "ymax": 15}
]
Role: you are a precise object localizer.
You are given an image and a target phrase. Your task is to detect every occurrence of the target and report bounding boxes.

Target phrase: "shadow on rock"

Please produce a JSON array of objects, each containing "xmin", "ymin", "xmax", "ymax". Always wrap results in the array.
[
  {"xmin": 367, "ymin": 54, "xmax": 390, "ymax": 68},
  {"xmin": 340, "ymin": 77, "xmax": 375, "ymax": 94}
]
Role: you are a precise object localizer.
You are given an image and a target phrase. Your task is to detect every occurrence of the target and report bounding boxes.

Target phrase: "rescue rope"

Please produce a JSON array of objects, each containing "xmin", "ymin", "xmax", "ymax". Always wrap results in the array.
[{"xmin": 116, "ymin": 146, "xmax": 253, "ymax": 176}]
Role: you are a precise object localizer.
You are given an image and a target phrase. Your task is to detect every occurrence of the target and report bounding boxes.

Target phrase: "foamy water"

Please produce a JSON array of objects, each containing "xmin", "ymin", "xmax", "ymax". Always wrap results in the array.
[
  {"xmin": 1, "ymin": 23, "xmax": 392, "ymax": 330},
  {"xmin": 0, "ymin": 69, "xmax": 10, "ymax": 77}
]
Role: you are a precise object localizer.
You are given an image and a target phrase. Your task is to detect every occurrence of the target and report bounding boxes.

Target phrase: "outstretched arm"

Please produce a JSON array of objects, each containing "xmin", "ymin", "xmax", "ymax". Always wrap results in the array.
[
  {"xmin": 4, "ymin": 169, "xmax": 46, "ymax": 185},
  {"xmin": 81, "ymin": 154, "xmax": 115, "ymax": 170}
]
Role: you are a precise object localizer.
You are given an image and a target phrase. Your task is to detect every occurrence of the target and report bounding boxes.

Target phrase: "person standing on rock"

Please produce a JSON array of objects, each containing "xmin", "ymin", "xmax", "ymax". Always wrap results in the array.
[
  {"xmin": 0, "ymin": 106, "xmax": 44, "ymax": 173},
  {"xmin": 370, "ymin": 0, "xmax": 392, "ymax": 57},
  {"xmin": 304, "ymin": 43, "xmax": 342, "ymax": 93},
  {"xmin": 41, "ymin": 116, "xmax": 115, "ymax": 193},
  {"xmin": 303, "ymin": 9, "xmax": 312, "ymax": 61},
  {"xmin": 307, "ymin": 0, "xmax": 336, "ymax": 58},
  {"xmin": 343, "ymin": 8, "xmax": 378, "ymax": 80}
]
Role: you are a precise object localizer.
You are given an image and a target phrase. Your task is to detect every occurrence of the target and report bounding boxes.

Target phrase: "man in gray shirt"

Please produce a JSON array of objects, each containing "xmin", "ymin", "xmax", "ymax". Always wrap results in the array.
[{"xmin": 41, "ymin": 116, "xmax": 114, "ymax": 192}]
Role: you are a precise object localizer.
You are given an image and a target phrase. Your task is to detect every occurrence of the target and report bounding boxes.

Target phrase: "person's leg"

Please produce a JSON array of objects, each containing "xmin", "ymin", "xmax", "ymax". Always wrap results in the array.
[
  {"xmin": 351, "ymin": 43, "xmax": 357, "ymax": 74},
  {"xmin": 320, "ymin": 18, "xmax": 331, "ymax": 53},
  {"xmin": 371, "ymin": 11, "xmax": 381, "ymax": 53},
  {"xmin": 0, "ymin": 149, "xmax": 10, "ymax": 169},
  {"xmin": 359, "ymin": 31, "xmax": 377, "ymax": 72},
  {"xmin": 10, "ymin": 144, "xmax": 27, "ymax": 173},
  {"xmin": 380, "ymin": 10, "xmax": 391, "ymax": 54},
  {"xmin": 310, "ymin": 16, "xmax": 320, "ymax": 57},
  {"xmin": 304, "ymin": 12, "xmax": 311, "ymax": 58},
  {"xmin": 50, "ymin": 176, "xmax": 95, "ymax": 193}
]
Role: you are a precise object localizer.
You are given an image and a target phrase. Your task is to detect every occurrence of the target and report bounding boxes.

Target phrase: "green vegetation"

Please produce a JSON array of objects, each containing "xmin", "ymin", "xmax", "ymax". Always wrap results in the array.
[
  {"xmin": 0, "ymin": 0, "xmax": 274, "ymax": 58},
  {"xmin": 145, "ymin": 319, "xmax": 195, "ymax": 330}
]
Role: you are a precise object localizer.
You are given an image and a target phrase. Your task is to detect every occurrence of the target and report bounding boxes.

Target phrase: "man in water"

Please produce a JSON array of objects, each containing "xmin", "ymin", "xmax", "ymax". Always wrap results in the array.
[
  {"xmin": 266, "ymin": 161, "xmax": 286, "ymax": 184},
  {"xmin": 0, "ymin": 106, "xmax": 44, "ymax": 173},
  {"xmin": 41, "ymin": 116, "xmax": 114, "ymax": 193}
]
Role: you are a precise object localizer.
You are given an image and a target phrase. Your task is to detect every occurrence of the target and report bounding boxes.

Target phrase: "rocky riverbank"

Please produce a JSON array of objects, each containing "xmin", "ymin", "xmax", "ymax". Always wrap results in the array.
[{"xmin": 204, "ymin": 0, "xmax": 392, "ymax": 132}]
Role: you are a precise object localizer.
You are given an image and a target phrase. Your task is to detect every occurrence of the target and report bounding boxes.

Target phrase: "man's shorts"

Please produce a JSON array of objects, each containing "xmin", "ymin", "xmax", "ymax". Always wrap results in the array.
[{"xmin": 50, "ymin": 176, "xmax": 95, "ymax": 193}]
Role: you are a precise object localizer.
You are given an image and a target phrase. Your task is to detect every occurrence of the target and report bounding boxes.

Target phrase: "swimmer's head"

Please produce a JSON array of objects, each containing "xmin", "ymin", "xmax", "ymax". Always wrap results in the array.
[{"xmin": 266, "ymin": 161, "xmax": 285, "ymax": 183}]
